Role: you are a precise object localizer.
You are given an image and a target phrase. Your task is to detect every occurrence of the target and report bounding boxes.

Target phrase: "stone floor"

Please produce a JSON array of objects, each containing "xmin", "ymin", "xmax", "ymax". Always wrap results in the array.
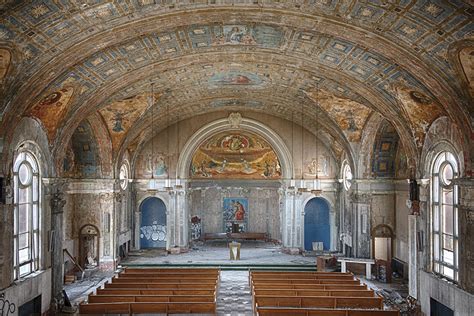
[{"xmin": 216, "ymin": 271, "xmax": 253, "ymax": 316}]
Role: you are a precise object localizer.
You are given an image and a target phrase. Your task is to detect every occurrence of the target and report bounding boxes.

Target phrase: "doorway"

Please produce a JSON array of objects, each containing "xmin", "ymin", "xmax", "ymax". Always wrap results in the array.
[
  {"xmin": 140, "ymin": 197, "xmax": 167, "ymax": 248},
  {"xmin": 304, "ymin": 197, "xmax": 330, "ymax": 251},
  {"xmin": 79, "ymin": 224, "xmax": 100, "ymax": 269}
]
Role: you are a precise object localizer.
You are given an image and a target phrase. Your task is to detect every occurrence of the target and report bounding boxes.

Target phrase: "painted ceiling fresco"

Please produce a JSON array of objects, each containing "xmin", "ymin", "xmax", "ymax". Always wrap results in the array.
[
  {"xmin": 70, "ymin": 120, "xmax": 100, "ymax": 178},
  {"xmin": 28, "ymin": 86, "xmax": 74, "ymax": 140},
  {"xmin": 190, "ymin": 131, "xmax": 281, "ymax": 180},
  {"xmin": 304, "ymin": 89, "xmax": 373, "ymax": 142},
  {"xmin": 459, "ymin": 47, "xmax": 474, "ymax": 99},
  {"xmin": 0, "ymin": 48, "xmax": 11, "ymax": 80},
  {"xmin": 371, "ymin": 121, "xmax": 400, "ymax": 178},
  {"xmin": 0, "ymin": 1, "xmax": 471, "ymax": 165},
  {"xmin": 394, "ymin": 85, "xmax": 445, "ymax": 148},
  {"xmin": 98, "ymin": 92, "xmax": 161, "ymax": 151}
]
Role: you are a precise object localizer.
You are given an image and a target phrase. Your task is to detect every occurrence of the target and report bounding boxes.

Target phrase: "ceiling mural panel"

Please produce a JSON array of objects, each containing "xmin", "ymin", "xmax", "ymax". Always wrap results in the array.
[
  {"xmin": 0, "ymin": 48, "xmax": 11, "ymax": 80},
  {"xmin": 304, "ymin": 89, "xmax": 373, "ymax": 142},
  {"xmin": 190, "ymin": 131, "xmax": 281, "ymax": 180},
  {"xmin": 98, "ymin": 92, "xmax": 161, "ymax": 151},
  {"xmin": 394, "ymin": 85, "xmax": 446, "ymax": 148},
  {"xmin": 28, "ymin": 86, "xmax": 74, "ymax": 140}
]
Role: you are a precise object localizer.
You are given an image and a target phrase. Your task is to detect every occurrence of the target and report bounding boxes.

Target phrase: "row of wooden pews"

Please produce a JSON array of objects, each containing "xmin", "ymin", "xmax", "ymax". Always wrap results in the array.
[
  {"xmin": 250, "ymin": 271, "xmax": 400, "ymax": 316},
  {"xmin": 79, "ymin": 268, "xmax": 220, "ymax": 315}
]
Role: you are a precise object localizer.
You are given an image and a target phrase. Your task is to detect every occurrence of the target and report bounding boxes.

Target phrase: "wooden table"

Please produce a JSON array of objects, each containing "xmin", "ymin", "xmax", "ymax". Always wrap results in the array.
[{"xmin": 337, "ymin": 258, "xmax": 375, "ymax": 279}]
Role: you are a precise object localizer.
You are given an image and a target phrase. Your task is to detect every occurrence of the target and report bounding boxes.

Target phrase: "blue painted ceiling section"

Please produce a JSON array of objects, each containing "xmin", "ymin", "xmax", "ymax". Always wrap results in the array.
[
  {"xmin": 70, "ymin": 120, "xmax": 100, "ymax": 178},
  {"xmin": 371, "ymin": 120, "xmax": 400, "ymax": 178}
]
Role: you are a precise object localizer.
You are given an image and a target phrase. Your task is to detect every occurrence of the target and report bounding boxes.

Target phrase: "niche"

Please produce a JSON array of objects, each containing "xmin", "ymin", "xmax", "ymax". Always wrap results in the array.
[{"xmin": 79, "ymin": 224, "xmax": 100, "ymax": 269}]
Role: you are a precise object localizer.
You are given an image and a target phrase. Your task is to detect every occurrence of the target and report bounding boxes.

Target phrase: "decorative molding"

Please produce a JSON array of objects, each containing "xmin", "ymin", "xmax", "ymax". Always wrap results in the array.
[{"xmin": 228, "ymin": 112, "xmax": 242, "ymax": 129}]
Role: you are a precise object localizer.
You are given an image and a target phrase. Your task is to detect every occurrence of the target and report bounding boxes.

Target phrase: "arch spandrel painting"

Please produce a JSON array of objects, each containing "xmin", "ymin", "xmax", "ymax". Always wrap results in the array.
[{"xmin": 190, "ymin": 131, "xmax": 281, "ymax": 179}]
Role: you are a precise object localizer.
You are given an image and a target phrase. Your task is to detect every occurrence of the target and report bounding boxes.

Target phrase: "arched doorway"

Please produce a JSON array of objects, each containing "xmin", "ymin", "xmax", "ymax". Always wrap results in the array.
[
  {"xmin": 304, "ymin": 197, "xmax": 330, "ymax": 251},
  {"xmin": 139, "ymin": 197, "xmax": 167, "ymax": 248}
]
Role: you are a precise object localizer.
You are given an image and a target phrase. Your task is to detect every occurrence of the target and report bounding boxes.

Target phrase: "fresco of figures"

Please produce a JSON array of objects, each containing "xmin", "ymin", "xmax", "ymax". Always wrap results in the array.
[{"xmin": 190, "ymin": 131, "xmax": 281, "ymax": 179}]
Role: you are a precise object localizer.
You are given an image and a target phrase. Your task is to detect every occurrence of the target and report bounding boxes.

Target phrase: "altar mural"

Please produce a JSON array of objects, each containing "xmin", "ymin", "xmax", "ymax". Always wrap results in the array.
[{"xmin": 190, "ymin": 131, "xmax": 281, "ymax": 179}]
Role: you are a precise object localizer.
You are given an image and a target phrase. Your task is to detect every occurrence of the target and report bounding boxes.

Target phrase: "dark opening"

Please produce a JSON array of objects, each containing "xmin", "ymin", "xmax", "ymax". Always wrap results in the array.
[
  {"xmin": 19, "ymin": 295, "xmax": 41, "ymax": 316},
  {"xmin": 430, "ymin": 297, "xmax": 454, "ymax": 316}
]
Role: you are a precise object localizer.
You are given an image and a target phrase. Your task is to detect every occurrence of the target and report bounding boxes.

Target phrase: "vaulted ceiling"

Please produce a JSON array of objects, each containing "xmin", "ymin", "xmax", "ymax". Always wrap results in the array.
[{"xmin": 0, "ymin": 1, "xmax": 472, "ymax": 172}]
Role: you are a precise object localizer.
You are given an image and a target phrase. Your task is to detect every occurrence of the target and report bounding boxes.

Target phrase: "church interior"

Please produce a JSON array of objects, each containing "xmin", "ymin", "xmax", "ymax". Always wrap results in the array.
[{"xmin": 0, "ymin": 1, "xmax": 473, "ymax": 315}]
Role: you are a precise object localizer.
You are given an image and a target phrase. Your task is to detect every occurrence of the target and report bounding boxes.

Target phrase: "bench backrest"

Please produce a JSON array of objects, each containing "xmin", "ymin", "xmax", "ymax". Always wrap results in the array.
[
  {"xmin": 104, "ymin": 282, "xmax": 217, "ymax": 289},
  {"xmin": 88, "ymin": 294, "xmax": 215, "ymax": 303},
  {"xmin": 251, "ymin": 284, "xmax": 367, "ymax": 290},
  {"xmin": 253, "ymin": 289, "xmax": 375, "ymax": 297},
  {"xmin": 79, "ymin": 302, "xmax": 216, "ymax": 314},
  {"xmin": 256, "ymin": 307, "xmax": 400, "ymax": 316},
  {"xmin": 254, "ymin": 296, "xmax": 383, "ymax": 309},
  {"xmin": 96, "ymin": 288, "xmax": 215, "ymax": 296},
  {"xmin": 252, "ymin": 279, "xmax": 360, "ymax": 285}
]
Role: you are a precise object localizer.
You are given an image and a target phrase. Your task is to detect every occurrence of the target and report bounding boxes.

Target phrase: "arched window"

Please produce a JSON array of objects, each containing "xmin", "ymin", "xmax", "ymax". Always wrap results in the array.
[
  {"xmin": 13, "ymin": 151, "xmax": 41, "ymax": 279},
  {"xmin": 119, "ymin": 162, "xmax": 129, "ymax": 190},
  {"xmin": 431, "ymin": 151, "xmax": 459, "ymax": 281},
  {"xmin": 342, "ymin": 162, "xmax": 352, "ymax": 191}
]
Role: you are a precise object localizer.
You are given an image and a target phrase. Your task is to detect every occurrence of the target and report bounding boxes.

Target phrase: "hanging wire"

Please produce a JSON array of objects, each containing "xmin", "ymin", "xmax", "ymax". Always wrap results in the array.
[{"xmin": 150, "ymin": 83, "xmax": 155, "ymax": 180}]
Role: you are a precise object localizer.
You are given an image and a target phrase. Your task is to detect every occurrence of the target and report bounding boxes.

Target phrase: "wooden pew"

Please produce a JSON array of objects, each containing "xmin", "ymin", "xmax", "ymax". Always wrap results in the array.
[
  {"xmin": 79, "ymin": 301, "xmax": 216, "ymax": 314},
  {"xmin": 116, "ymin": 274, "xmax": 219, "ymax": 280},
  {"xmin": 110, "ymin": 277, "xmax": 218, "ymax": 284},
  {"xmin": 251, "ymin": 284, "xmax": 368, "ymax": 291},
  {"xmin": 253, "ymin": 289, "xmax": 375, "ymax": 297},
  {"xmin": 88, "ymin": 294, "xmax": 215, "ymax": 303},
  {"xmin": 104, "ymin": 282, "xmax": 217, "ymax": 289},
  {"xmin": 256, "ymin": 307, "xmax": 400, "ymax": 316},
  {"xmin": 254, "ymin": 295, "xmax": 383, "ymax": 310},
  {"xmin": 252, "ymin": 279, "xmax": 361, "ymax": 285},
  {"xmin": 96, "ymin": 288, "xmax": 216, "ymax": 296},
  {"xmin": 251, "ymin": 274, "xmax": 355, "ymax": 280},
  {"xmin": 123, "ymin": 267, "xmax": 219, "ymax": 273}
]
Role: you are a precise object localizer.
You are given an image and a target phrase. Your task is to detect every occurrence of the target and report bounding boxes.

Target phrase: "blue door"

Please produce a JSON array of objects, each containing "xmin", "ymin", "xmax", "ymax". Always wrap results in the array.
[
  {"xmin": 304, "ymin": 198, "xmax": 330, "ymax": 251},
  {"xmin": 140, "ymin": 197, "xmax": 167, "ymax": 248}
]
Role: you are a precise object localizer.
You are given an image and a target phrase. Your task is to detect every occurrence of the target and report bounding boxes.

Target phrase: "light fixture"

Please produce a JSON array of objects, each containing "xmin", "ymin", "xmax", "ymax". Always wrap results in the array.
[
  {"xmin": 288, "ymin": 109, "xmax": 295, "ymax": 191},
  {"xmin": 298, "ymin": 100, "xmax": 307, "ymax": 193},
  {"xmin": 164, "ymin": 100, "xmax": 173, "ymax": 191},
  {"xmin": 148, "ymin": 83, "xmax": 158, "ymax": 191},
  {"xmin": 311, "ymin": 83, "xmax": 322, "ymax": 196}
]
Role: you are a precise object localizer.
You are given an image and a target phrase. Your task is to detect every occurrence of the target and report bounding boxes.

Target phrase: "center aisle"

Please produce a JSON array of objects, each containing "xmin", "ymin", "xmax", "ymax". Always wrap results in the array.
[{"xmin": 216, "ymin": 270, "xmax": 253, "ymax": 315}]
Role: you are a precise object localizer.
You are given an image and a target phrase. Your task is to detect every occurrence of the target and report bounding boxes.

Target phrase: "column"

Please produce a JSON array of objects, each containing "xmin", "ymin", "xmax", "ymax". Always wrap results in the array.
[{"xmin": 50, "ymin": 182, "xmax": 67, "ymax": 309}]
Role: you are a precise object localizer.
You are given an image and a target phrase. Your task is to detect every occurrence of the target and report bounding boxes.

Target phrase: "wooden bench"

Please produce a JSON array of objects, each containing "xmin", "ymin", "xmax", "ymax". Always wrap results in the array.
[
  {"xmin": 253, "ymin": 289, "xmax": 376, "ymax": 297},
  {"xmin": 104, "ymin": 282, "xmax": 217, "ymax": 289},
  {"xmin": 96, "ymin": 288, "xmax": 216, "ymax": 296},
  {"xmin": 123, "ymin": 267, "xmax": 220, "ymax": 274},
  {"xmin": 254, "ymin": 295, "xmax": 384, "ymax": 310},
  {"xmin": 256, "ymin": 307, "xmax": 400, "ymax": 315},
  {"xmin": 111, "ymin": 277, "xmax": 218, "ymax": 284},
  {"xmin": 88, "ymin": 294, "xmax": 215, "ymax": 303},
  {"xmin": 252, "ymin": 279, "xmax": 361, "ymax": 285},
  {"xmin": 251, "ymin": 284, "xmax": 368, "ymax": 291},
  {"xmin": 79, "ymin": 301, "xmax": 216, "ymax": 314}
]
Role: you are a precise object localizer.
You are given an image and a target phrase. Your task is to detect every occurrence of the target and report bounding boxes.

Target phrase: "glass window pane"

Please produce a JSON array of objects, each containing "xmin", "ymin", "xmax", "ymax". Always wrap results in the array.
[
  {"xmin": 19, "ymin": 263, "xmax": 31, "ymax": 276},
  {"xmin": 443, "ymin": 266, "xmax": 454, "ymax": 279},
  {"xmin": 33, "ymin": 176, "xmax": 38, "ymax": 201},
  {"xmin": 14, "ymin": 177, "xmax": 18, "ymax": 203},
  {"xmin": 14, "ymin": 206, "xmax": 18, "ymax": 234},
  {"xmin": 454, "ymin": 207, "xmax": 458, "ymax": 236},
  {"xmin": 443, "ymin": 190, "xmax": 453, "ymax": 205},
  {"xmin": 433, "ymin": 205, "xmax": 439, "ymax": 231},
  {"xmin": 13, "ymin": 238, "xmax": 17, "ymax": 265},
  {"xmin": 434, "ymin": 262, "xmax": 439, "ymax": 273},
  {"xmin": 433, "ymin": 176, "xmax": 439, "ymax": 202},
  {"xmin": 33, "ymin": 204, "xmax": 38, "ymax": 230},
  {"xmin": 18, "ymin": 204, "xmax": 29, "ymax": 233},
  {"xmin": 19, "ymin": 233, "xmax": 29, "ymax": 249},
  {"xmin": 443, "ymin": 249, "xmax": 454, "ymax": 265},
  {"xmin": 443, "ymin": 204, "xmax": 453, "ymax": 235},
  {"xmin": 441, "ymin": 163, "xmax": 453, "ymax": 186},
  {"xmin": 19, "ymin": 248, "xmax": 29, "ymax": 263},
  {"xmin": 443, "ymin": 234, "xmax": 453, "ymax": 251},
  {"xmin": 19, "ymin": 188, "xmax": 29, "ymax": 204},
  {"xmin": 26, "ymin": 154, "xmax": 38, "ymax": 172},
  {"xmin": 433, "ymin": 234, "xmax": 439, "ymax": 260}
]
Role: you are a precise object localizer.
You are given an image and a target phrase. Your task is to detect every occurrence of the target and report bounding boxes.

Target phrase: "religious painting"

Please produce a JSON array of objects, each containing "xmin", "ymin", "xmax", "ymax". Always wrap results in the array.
[
  {"xmin": 304, "ymin": 155, "xmax": 330, "ymax": 178},
  {"xmin": 303, "ymin": 89, "xmax": 372, "ymax": 142},
  {"xmin": 213, "ymin": 25, "xmax": 257, "ymax": 45},
  {"xmin": 136, "ymin": 148, "xmax": 168, "ymax": 178},
  {"xmin": 223, "ymin": 198, "xmax": 248, "ymax": 233},
  {"xmin": 28, "ymin": 86, "xmax": 75, "ymax": 140},
  {"xmin": 209, "ymin": 71, "xmax": 264, "ymax": 87},
  {"xmin": 99, "ymin": 92, "xmax": 161, "ymax": 150},
  {"xmin": 190, "ymin": 131, "xmax": 281, "ymax": 179},
  {"xmin": 394, "ymin": 85, "xmax": 445, "ymax": 148}
]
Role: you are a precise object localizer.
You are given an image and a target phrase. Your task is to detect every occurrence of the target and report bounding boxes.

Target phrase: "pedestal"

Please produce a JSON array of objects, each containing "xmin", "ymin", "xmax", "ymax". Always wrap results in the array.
[{"xmin": 229, "ymin": 242, "xmax": 241, "ymax": 260}]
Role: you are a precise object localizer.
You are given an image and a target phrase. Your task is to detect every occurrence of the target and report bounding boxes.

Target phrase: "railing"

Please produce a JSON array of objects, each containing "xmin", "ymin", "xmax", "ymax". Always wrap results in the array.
[{"xmin": 0, "ymin": 293, "xmax": 15, "ymax": 316}]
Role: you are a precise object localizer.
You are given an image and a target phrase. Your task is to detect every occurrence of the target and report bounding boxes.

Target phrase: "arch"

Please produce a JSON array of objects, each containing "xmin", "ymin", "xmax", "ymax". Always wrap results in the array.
[
  {"xmin": 139, "ymin": 197, "xmax": 167, "ymax": 249},
  {"xmin": 303, "ymin": 197, "xmax": 331, "ymax": 251},
  {"xmin": 371, "ymin": 224, "xmax": 394, "ymax": 262},
  {"xmin": 176, "ymin": 114, "xmax": 293, "ymax": 180}
]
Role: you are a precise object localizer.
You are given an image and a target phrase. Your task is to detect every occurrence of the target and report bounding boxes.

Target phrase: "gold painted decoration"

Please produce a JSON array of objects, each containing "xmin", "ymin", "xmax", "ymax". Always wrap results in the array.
[
  {"xmin": 99, "ymin": 92, "xmax": 161, "ymax": 150},
  {"xmin": 0, "ymin": 48, "xmax": 11, "ymax": 80},
  {"xmin": 395, "ymin": 85, "xmax": 445, "ymax": 148},
  {"xmin": 190, "ymin": 131, "xmax": 281, "ymax": 179},
  {"xmin": 304, "ymin": 89, "xmax": 372, "ymax": 142},
  {"xmin": 28, "ymin": 86, "xmax": 74, "ymax": 140}
]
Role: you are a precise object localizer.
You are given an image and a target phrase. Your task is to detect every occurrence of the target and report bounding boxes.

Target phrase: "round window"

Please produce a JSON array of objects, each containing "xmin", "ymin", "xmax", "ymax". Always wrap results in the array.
[
  {"xmin": 440, "ymin": 162, "xmax": 454, "ymax": 187},
  {"xmin": 18, "ymin": 162, "xmax": 33, "ymax": 186},
  {"xmin": 119, "ymin": 164, "xmax": 128, "ymax": 190},
  {"xmin": 343, "ymin": 164, "xmax": 352, "ymax": 191}
]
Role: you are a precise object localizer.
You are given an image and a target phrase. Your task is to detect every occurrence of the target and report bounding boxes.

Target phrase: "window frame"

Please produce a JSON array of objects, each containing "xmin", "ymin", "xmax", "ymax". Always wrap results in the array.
[
  {"xmin": 13, "ymin": 151, "xmax": 41, "ymax": 280},
  {"xmin": 431, "ymin": 151, "xmax": 459, "ymax": 282},
  {"xmin": 342, "ymin": 162, "xmax": 352, "ymax": 191}
]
